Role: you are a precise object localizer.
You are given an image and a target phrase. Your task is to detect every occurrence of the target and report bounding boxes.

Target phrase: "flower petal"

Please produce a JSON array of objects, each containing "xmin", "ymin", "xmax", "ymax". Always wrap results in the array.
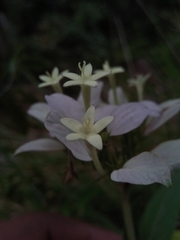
[
  {"xmin": 91, "ymin": 72, "xmax": 109, "ymax": 81},
  {"xmin": 84, "ymin": 63, "xmax": 92, "ymax": 77},
  {"xmin": 63, "ymin": 80, "xmax": 84, "ymax": 87},
  {"xmin": 84, "ymin": 80, "xmax": 97, "ymax": 87},
  {"xmin": 14, "ymin": 138, "xmax": 65, "ymax": 155},
  {"xmin": 111, "ymin": 67, "xmax": 124, "ymax": 74},
  {"xmin": 62, "ymin": 72, "xmax": 80, "ymax": 80},
  {"xmin": 86, "ymin": 134, "xmax": 103, "ymax": 150},
  {"xmin": 84, "ymin": 106, "xmax": 95, "ymax": 124},
  {"xmin": 60, "ymin": 118, "xmax": 82, "ymax": 132},
  {"xmin": 93, "ymin": 116, "xmax": 114, "ymax": 133},
  {"xmin": 145, "ymin": 99, "xmax": 180, "ymax": 135},
  {"xmin": 52, "ymin": 67, "xmax": 59, "ymax": 78},
  {"xmin": 27, "ymin": 103, "xmax": 50, "ymax": 123},
  {"xmin": 45, "ymin": 110, "xmax": 91, "ymax": 161},
  {"xmin": 107, "ymin": 103, "xmax": 149, "ymax": 136},
  {"xmin": 66, "ymin": 133, "xmax": 82, "ymax": 140},
  {"xmin": 151, "ymin": 139, "xmax": 180, "ymax": 169},
  {"xmin": 111, "ymin": 152, "xmax": 171, "ymax": 186},
  {"xmin": 39, "ymin": 75, "xmax": 51, "ymax": 82},
  {"xmin": 45, "ymin": 93, "xmax": 83, "ymax": 121},
  {"xmin": 140, "ymin": 100, "xmax": 161, "ymax": 117}
]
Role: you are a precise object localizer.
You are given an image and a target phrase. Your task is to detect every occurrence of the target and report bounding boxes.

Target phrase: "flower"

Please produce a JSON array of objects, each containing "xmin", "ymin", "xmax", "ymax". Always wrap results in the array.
[
  {"xmin": 38, "ymin": 67, "xmax": 68, "ymax": 88},
  {"xmin": 128, "ymin": 73, "xmax": 150, "ymax": 101},
  {"xmin": 95, "ymin": 60, "xmax": 124, "ymax": 75},
  {"xmin": 102, "ymin": 60, "xmax": 124, "ymax": 74},
  {"xmin": 63, "ymin": 61, "xmax": 109, "ymax": 87},
  {"xmin": 60, "ymin": 106, "xmax": 114, "ymax": 150}
]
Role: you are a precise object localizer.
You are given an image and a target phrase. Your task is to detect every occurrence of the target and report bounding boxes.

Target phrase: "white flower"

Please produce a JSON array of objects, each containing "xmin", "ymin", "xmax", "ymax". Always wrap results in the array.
[
  {"xmin": 63, "ymin": 61, "xmax": 109, "ymax": 87},
  {"xmin": 102, "ymin": 60, "xmax": 124, "ymax": 74},
  {"xmin": 38, "ymin": 67, "xmax": 68, "ymax": 88},
  {"xmin": 95, "ymin": 60, "xmax": 124, "ymax": 75},
  {"xmin": 60, "ymin": 106, "xmax": 114, "ymax": 150},
  {"xmin": 128, "ymin": 73, "xmax": 151, "ymax": 101}
]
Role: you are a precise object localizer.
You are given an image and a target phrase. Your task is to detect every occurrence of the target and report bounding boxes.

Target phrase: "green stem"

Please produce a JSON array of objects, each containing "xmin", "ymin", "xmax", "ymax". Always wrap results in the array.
[
  {"xmin": 86, "ymin": 143, "xmax": 105, "ymax": 175},
  {"xmin": 81, "ymin": 85, "xmax": 91, "ymax": 110},
  {"xmin": 108, "ymin": 74, "xmax": 119, "ymax": 105},
  {"xmin": 52, "ymin": 83, "xmax": 63, "ymax": 93},
  {"xmin": 120, "ymin": 184, "xmax": 136, "ymax": 240}
]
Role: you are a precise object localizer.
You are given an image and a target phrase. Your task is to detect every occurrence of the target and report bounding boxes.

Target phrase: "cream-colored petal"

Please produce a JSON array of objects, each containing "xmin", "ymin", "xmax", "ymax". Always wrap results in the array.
[
  {"xmin": 84, "ymin": 80, "xmax": 97, "ymax": 87},
  {"xmin": 39, "ymin": 75, "xmax": 50, "ymax": 82},
  {"xmin": 84, "ymin": 63, "xmax": 92, "ymax": 77},
  {"xmin": 91, "ymin": 72, "xmax": 109, "ymax": 81},
  {"xmin": 66, "ymin": 133, "xmax": 81, "ymax": 141},
  {"xmin": 93, "ymin": 116, "xmax": 114, "ymax": 133},
  {"xmin": 60, "ymin": 118, "xmax": 82, "ymax": 132},
  {"xmin": 63, "ymin": 80, "xmax": 84, "ymax": 87},
  {"xmin": 86, "ymin": 134, "xmax": 103, "ymax": 150},
  {"xmin": 111, "ymin": 67, "xmax": 124, "ymax": 74},
  {"xmin": 84, "ymin": 106, "xmax": 95, "ymax": 124},
  {"xmin": 63, "ymin": 72, "xmax": 79, "ymax": 80},
  {"xmin": 38, "ymin": 82, "xmax": 54, "ymax": 88},
  {"xmin": 52, "ymin": 67, "xmax": 59, "ymax": 78}
]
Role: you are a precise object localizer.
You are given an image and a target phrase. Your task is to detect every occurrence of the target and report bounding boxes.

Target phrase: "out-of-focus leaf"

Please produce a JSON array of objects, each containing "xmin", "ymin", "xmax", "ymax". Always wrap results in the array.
[
  {"xmin": 14, "ymin": 138, "xmax": 65, "ymax": 155},
  {"xmin": 111, "ymin": 152, "xmax": 171, "ymax": 186},
  {"xmin": 151, "ymin": 139, "xmax": 180, "ymax": 169},
  {"xmin": 139, "ymin": 169, "xmax": 180, "ymax": 240}
]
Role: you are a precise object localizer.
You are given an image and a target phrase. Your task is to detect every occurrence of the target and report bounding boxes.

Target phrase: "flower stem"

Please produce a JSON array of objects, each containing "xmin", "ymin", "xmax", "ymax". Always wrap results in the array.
[
  {"xmin": 81, "ymin": 85, "xmax": 91, "ymax": 110},
  {"xmin": 120, "ymin": 184, "xmax": 136, "ymax": 240},
  {"xmin": 52, "ymin": 83, "xmax": 63, "ymax": 93},
  {"xmin": 108, "ymin": 74, "xmax": 119, "ymax": 105},
  {"xmin": 86, "ymin": 143, "xmax": 105, "ymax": 175}
]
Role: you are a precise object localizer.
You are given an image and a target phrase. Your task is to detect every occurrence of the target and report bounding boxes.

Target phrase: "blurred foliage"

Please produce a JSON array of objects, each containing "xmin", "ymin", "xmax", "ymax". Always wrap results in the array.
[{"xmin": 0, "ymin": 0, "xmax": 180, "ymax": 239}]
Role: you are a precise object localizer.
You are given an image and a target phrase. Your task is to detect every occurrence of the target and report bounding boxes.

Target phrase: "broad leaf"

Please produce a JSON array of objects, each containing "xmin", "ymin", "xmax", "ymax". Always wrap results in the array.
[
  {"xmin": 14, "ymin": 138, "xmax": 65, "ymax": 155},
  {"xmin": 140, "ymin": 169, "xmax": 180, "ymax": 240},
  {"xmin": 111, "ymin": 152, "xmax": 171, "ymax": 186}
]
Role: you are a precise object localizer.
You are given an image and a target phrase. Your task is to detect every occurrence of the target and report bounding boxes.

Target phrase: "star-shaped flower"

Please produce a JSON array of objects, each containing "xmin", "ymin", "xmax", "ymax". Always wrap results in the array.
[
  {"xmin": 128, "ymin": 73, "xmax": 150, "ymax": 101},
  {"xmin": 60, "ymin": 106, "xmax": 114, "ymax": 150},
  {"xmin": 38, "ymin": 67, "xmax": 68, "ymax": 88},
  {"xmin": 63, "ymin": 61, "xmax": 109, "ymax": 87}
]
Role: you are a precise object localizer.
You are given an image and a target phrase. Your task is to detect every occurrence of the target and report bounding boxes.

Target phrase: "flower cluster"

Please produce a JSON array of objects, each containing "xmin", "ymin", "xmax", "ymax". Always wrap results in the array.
[{"xmin": 15, "ymin": 61, "xmax": 180, "ymax": 186}]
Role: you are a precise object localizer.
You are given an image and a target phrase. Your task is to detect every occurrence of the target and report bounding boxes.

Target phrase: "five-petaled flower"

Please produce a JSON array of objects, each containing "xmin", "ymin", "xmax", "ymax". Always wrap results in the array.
[
  {"xmin": 60, "ymin": 106, "xmax": 114, "ymax": 150},
  {"xmin": 38, "ymin": 67, "xmax": 68, "ymax": 88},
  {"xmin": 63, "ymin": 61, "xmax": 109, "ymax": 87}
]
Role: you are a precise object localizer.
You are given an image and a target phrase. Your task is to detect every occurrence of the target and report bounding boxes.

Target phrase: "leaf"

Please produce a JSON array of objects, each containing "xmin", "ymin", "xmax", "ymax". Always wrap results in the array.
[
  {"xmin": 139, "ymin": 169, "xmax": 180, "ymax": 240},
  {"xmin": 27, "ymin": 103, "xmax": 50, "ymax": 123},
  {"xmin": 110, "ymin": 152, "xmax": 171, "ymax": 186},
  {"xmin": 151, "ymin": 139, "xmax": 180, "ymax": 169},
  {"xmin": 145, "ymin": 99, "xmax": 180, "ymax": 135},
  {"xmin": 14, "ymin": 138, "xmax": 65, "ymax": 155}
]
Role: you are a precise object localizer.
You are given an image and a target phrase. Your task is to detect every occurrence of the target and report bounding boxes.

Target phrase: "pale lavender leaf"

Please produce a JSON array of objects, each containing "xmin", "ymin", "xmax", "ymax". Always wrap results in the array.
[
  {"xmin": 27, "ymin": 103, "xmax": 50, "ymax": 123},
  {"xmin": 145, "ymin": 100, "xmax": 180, "ymax": 135},
  {"xmin": 14, "ymin": 138, "xmax": 65, "ymax": 155},
  {"xmin": 151, "ymin": 139, "xmax": 180, "ymax": 169},
  {"xmin": 111, "ymin": 152, "xmax": 171, "ymax": 186},
  {"xmin": 45, "ymin": 110, "xmax": 91, "ymax": 161},
  {"xmin": 140, "ymin": 100, "xmax": 161, "ymax": 117},
  {"xmin": 45, "ymin": 93, "xmax": 83, "ymax": 121},
  {"xmin": 107, "ymin": 103, "xmax": 150, "ymax": 136}
]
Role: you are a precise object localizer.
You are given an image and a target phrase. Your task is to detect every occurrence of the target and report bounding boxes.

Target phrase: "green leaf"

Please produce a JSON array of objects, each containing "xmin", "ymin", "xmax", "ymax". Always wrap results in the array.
[{"xmin": 139, "ymin": 169, "xmax": 180, "ymax": 240}]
